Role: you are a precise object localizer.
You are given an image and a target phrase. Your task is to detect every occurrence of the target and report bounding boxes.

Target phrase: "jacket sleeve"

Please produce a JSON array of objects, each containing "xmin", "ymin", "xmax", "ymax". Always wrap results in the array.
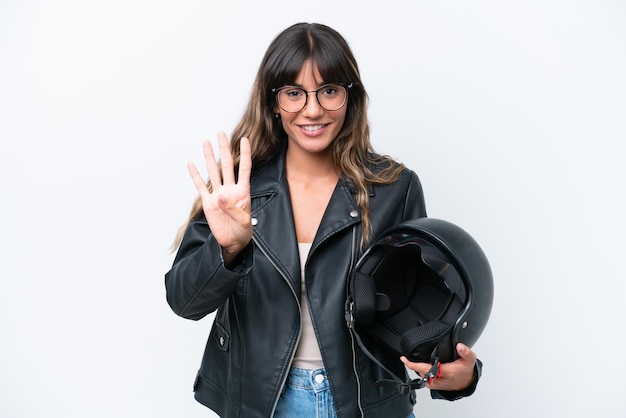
[{"xmin": 164, "ymin": 218, "xmax": 253, "ymax": 320}]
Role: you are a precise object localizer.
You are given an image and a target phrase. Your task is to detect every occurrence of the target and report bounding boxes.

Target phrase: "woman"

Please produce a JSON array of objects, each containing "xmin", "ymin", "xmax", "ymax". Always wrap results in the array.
[{"xmin": 166, "ymin": 22, "xmax": 480, "ymax": 418}]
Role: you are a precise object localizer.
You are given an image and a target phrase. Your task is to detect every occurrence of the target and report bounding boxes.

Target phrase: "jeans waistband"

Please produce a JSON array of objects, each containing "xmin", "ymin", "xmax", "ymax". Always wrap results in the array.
[{"xmin": 286, "ymin": 367, "xmax": 329, "ymax": 392}]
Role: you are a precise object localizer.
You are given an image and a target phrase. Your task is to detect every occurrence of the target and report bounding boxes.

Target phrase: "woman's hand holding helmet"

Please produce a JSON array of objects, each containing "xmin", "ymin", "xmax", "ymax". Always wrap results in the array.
[{"xmin": 401, "ymin": 343, "xmax": 478, "ymax": 392}]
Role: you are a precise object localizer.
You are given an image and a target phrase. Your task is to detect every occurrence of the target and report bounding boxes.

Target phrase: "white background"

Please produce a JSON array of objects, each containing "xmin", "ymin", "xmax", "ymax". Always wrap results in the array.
[{"xmin": 1, "ymin": 1, "xmax": 625, "ymax": 417}]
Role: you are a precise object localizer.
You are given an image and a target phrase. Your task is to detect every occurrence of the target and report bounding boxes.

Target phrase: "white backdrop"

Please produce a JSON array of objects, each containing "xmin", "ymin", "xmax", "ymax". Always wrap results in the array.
[{"xmin": 1, "ymin": 1, "xmax": 625, "ymax": 417}]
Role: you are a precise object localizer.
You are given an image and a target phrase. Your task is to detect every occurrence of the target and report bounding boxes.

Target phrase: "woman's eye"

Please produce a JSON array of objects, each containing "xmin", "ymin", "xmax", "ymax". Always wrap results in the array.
[
  {"xmin": 285, "ymin": 89, "xmax": 304, "ymax": 98},
  {"xmin": 321, "ymin": 86, "xmax": 338, "ymax": 96}
]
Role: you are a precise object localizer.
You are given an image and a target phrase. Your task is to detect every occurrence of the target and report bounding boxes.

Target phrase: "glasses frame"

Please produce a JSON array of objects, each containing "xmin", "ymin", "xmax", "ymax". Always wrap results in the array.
[{"xmin": 272, "ymin": 83, "xmax": 353, "ymax": 113}]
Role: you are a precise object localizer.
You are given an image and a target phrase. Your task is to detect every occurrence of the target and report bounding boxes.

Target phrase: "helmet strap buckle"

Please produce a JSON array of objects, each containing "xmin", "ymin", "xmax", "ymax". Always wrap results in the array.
[
  {"xmin": 344, "ymin": 300, "xmax": 355, "ymax": 329},
  {"xmin": 425, "ymin": 354, "xmax": 442, "ymax": 385}
]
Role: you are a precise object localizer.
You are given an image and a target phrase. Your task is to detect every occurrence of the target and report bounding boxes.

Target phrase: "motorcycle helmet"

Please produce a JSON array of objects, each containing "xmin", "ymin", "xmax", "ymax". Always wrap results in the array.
[{"xmin": 345, "ymin": 217, "xmax": 493, "ymax": 390}]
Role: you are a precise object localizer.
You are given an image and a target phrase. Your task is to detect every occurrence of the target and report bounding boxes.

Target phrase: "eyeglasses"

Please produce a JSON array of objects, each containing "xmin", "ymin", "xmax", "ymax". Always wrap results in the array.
[{"xmin": 272, "ymin": 83, "xmax": 353, "ymax": 113}]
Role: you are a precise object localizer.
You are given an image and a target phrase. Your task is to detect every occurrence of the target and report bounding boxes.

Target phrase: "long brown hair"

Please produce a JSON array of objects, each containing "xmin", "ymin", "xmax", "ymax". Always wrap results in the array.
[{"xmin": 173, "ymin": 23, "xmax": 404, "ymax": 249}]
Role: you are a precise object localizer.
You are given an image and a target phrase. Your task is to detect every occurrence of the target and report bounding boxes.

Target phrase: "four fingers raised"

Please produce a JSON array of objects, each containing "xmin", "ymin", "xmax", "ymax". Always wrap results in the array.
[{"xmin": 193, "ymin": 132, "xmax": 251, "ymax": 189}]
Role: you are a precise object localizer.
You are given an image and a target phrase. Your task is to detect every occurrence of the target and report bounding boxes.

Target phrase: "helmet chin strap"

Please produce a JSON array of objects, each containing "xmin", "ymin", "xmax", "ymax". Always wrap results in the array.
[
  {"xmin": 345, "ymin": 299, "xmax": 442, "ymax": 393},
  {"xmin": 375, "ymin": 348, "xmax": 441, "ymax": 394}
]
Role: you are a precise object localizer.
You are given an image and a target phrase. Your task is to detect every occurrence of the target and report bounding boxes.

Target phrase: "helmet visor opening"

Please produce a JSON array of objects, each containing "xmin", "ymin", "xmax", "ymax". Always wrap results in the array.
[{"xmin": 371, "ymin": 234, "xmax": 467, "ymax": 327}]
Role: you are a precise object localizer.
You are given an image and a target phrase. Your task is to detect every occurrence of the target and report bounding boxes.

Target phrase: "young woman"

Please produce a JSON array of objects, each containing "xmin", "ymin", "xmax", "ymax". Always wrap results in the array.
[{"xmin": 166, "ymin": 22, "xmax": 481, "ymax": 418}]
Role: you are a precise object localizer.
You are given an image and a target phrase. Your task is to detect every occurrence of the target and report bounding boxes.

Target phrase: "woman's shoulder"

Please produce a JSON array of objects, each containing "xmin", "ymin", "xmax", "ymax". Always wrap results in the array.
[{"xmin": 367, "ymin": 152, "xmax": 418, "ymax": 181}]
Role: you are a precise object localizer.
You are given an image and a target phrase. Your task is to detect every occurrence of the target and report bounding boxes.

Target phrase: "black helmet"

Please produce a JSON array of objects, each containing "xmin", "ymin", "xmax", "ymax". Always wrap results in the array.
[{"xmin": 345, "ymin": 217, "xmax": 493, "ymax": 391}]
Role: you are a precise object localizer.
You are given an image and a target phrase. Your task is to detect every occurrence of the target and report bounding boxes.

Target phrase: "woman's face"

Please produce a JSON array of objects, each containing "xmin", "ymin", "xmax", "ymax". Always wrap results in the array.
[{"xmin": 275, "ymin": 59, "xmax": 347, "ymax": 157}]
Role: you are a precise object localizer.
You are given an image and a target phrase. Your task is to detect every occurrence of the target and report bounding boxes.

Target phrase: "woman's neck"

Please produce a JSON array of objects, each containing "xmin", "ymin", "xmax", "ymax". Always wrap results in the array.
[
  {"xmin": 285, "ymin": 147, "xmax": 339, "ymax": 243},
  {"xmin": 285, "ymin": 147, "xmax": 339, "ymax": 183}
]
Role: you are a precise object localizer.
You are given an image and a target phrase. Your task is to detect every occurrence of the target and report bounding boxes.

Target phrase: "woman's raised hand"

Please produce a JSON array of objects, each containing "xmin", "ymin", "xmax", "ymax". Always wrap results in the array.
[{"xmin": 187, "ymin": 132, "xmax": 252, "ymax": 265}]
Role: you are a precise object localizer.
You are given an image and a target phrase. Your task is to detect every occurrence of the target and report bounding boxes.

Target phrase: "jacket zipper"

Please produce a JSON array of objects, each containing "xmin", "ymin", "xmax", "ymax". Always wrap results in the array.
[
  {"xmin": 346, "ymin": 225, "xmax": 365, "ymax": 418},
  {"xmin": 252, "ymin": 236, "xmax": 303, "ymax": 418}
]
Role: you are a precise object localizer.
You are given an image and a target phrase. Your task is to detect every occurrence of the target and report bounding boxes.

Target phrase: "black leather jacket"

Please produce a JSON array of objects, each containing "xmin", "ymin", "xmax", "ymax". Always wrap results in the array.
[{"xmin": 166, "ymin": 147, "xmax": 478, "ymax": 417}]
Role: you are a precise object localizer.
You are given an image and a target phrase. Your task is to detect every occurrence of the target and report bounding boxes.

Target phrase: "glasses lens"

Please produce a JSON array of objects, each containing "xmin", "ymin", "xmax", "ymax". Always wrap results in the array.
[
  {"xmin": 317, "ymin": 84, "xmax": 347, "ymax": 111},
  {"xmin": 277, "ymin": 87, "xmax": 307, "ymax": 112}
]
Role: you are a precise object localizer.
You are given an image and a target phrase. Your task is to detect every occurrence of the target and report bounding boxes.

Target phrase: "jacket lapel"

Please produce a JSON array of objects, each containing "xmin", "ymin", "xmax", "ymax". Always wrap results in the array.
[
  {"xmin": 250, "ymin": 152, "xmax": 301, "ymax": 295},
  {"xmin": 311, "ymin": 179, "xmax": 362, "ymax": 251}
]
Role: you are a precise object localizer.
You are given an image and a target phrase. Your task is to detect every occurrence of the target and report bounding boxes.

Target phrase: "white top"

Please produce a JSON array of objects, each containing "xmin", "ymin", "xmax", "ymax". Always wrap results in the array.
[{"xmin": 292, "ymin": 242, "xmax": 324, "ymax": 369}]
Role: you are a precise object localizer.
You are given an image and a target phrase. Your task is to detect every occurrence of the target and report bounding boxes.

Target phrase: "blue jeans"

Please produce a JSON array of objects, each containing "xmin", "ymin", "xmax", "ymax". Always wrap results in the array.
[
  {"xmin": 274, "ymin": 367, "xmax": 335, "ymax": 418},
  {"xmin": 273, "ymin": 367, "xmax": 416, "ymax": 418}
]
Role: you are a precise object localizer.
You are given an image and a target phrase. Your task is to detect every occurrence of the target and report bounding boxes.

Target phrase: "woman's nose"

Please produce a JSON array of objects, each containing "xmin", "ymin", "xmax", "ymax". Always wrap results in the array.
[{"xmin": 301, "ymin": 92, "xmax": 324, "ymax": 117}]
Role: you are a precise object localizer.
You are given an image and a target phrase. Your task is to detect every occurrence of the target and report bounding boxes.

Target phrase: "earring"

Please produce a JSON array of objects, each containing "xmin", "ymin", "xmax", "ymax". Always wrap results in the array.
[{"xmin": 274, "ymin": 113, "xmax": 280, "ymax": 119}]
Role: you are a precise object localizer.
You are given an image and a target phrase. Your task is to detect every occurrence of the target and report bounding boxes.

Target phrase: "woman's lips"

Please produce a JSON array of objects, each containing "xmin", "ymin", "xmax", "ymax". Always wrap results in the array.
[{"xmin": 299, "ymin": 123, "xmax": 328, "ymax": 135}]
